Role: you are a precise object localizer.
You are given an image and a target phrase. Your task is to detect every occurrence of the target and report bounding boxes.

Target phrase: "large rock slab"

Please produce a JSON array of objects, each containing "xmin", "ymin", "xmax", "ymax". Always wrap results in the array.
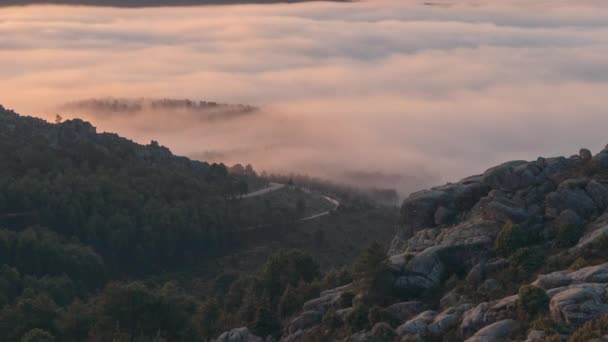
[
  {"xmin": 549, "ymin": 283, "xmax": 608, "ymax": 326},
  {"xmin": 464, "ymin": 319, "xmax": 517, "ymax": 342},
  {"xmin": 214, "ymin": 327, "xmax": 263, "ymax": 342},
  {"xmin": 396, "ymin": 310, "xmax": 437, "ymax": 338},
  {"xmin": 385, "ymin": 301, "xmax": 425, "ymax": 322},
  {"xmin": 545, "ymin": 179, "xmax": 597, "ymax": 220},
  {"xmin": 393, "ymin": 220, "xmax": 499, "ymax": 295},
  {"xmin": 286, "ymin": 310, "xmax": 322, "ymax": 334},
  {"xmin": 427, "ymin": 304, "xmax": 472, "ymax": 337},
  {"xmin": 533, "ymin": 262, "xmax": 608, "ymax": 290}
]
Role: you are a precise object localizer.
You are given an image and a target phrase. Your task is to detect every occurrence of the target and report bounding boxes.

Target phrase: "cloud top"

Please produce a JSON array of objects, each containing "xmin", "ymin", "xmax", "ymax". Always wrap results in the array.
[{"xmin": 2, "ymin": 0, "xmax": 608, "ymax": 194}]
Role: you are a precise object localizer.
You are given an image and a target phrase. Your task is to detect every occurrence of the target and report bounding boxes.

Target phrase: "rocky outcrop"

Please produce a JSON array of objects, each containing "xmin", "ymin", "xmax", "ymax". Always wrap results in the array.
[
  {"xmin": 545, "ymin": 179, "xmax": 599, "ymax": 220},
  {"xmin": 285, "ymin": 310, "xmax": 322, "ymax": 334},
  {"xmin": 393, "ymin": 175, "xmax": 490, "ymax": 251},
  {"xmin": 278, "ymin": 147, "xmax": 608, "ymax": 342},
  {"xmin": 396, "ymin": 310, "xmax": 437, "ymax": 338},
  {"xmin": 214, "ymin": 327, "xmax": 262, "ymax": 342},
  {"xmin": 396, "ymin": 304, "xmax": 471, "ymax": 339},
  {"xmin": 571, "ymin": 212, "xmax": 608, "ymax": 252},
  {"xmin": 464, "ymin": 319, "xmax": 517, "ymax": 342},
  {"xmin": 592, "ymin": 145, "xmax": 608, "ymax": 170},
  {"xmin": 385, "ymin": 301, "xmax": 425, "ymax": 322},
  {"xmin": 392, "ymin": 220, "xmax": 500, "ymax": 296},
  {"xmin": 548, "ymin": 284, "xmax": 608, "ymax": 326},
  {"xmin": 459, "ymin": 295, "xmax": 518, "ymax": 338},
  {"xmin": 533, "ymin": 262, "xmax": 608, "ymax": 289}
]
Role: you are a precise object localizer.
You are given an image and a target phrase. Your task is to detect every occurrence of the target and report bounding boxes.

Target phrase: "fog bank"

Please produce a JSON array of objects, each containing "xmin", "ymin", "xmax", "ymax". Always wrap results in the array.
[{"xmin": 2, "ymin": 0, "xmax": 608, "ymax": 194}]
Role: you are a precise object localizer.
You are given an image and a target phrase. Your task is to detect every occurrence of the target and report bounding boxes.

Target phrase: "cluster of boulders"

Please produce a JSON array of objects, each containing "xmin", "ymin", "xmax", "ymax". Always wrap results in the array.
[{"xmin": 216, "ymin": 146, "xmax": 608, "ymax": 341}]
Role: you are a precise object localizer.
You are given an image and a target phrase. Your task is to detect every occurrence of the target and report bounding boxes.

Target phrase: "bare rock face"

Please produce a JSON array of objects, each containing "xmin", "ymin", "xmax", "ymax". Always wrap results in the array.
[
  {"xmin": 528, "ymin": 264, "xmax": 608, "ymax": 328},
  {"xmin": 385, "ymin": 301, "xmax": 425, "ymax": 322},
  {"xmin": 396, "ymin": 310, "xmax": 437, "ymax": 338},
  {"xmin": 533, "ymin": 262, "xmax": 608, "ymax": 289},
  {"xmin": 393, "ymin": 220, "xmax": 499, "ymax": 296},
  {"xmin": 571, "ymin": 212, "xmax": 608, "ymax": 252},
  {"xmin": 395, "ymin": 304, "xmax": 471, "ymax": 339},
  {"xmin": 427, "ymin": 304, "xmax": 472, "ymax": 337},
  {"xmin": 586, "ymin": 180, "xmax": 608, "ymax": 211},
  {"xmin": 546, "ymin": 179, "xmax": 598, "ymax": 220},
  {"xmin": 302, "ymin": 290, "xmax": 343, "ymax": 314},
  {"xmin": 459, "ymin": 296, "xmax": 518, "ymax": 338},
  {"xmin": 396, "ymin": 176, "xmax": 490, "ymax": 241},
  {"xmin": 592, "ymin": 146, "xmax": 608, "ymax": 170},
  {"xmin": 549, "ymin": 284, "xmax": 608, "ymax": 326},
  {"xmin": 285, "ymin": 310, "xmax": 322, "ymax": 334},
  {"xmin": 214, "ymin": 327, "xmax": 263, "ymax": 342},
  {"xmin": 464, "ymin": 319, "xmax": 517, "ymax": 342}
]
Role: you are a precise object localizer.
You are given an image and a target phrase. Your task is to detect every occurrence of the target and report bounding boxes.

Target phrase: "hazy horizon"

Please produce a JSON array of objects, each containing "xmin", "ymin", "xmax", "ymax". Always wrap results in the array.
[{"xmin": 3, "ymin": 0, "xmax": 608, "ymax": 194}]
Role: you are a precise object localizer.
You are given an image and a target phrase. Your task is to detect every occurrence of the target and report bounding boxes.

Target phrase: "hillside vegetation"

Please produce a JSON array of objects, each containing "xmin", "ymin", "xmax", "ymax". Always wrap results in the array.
[{"xmin": 0, "ymin": 105, "xmax": 397, "ymax": 341}]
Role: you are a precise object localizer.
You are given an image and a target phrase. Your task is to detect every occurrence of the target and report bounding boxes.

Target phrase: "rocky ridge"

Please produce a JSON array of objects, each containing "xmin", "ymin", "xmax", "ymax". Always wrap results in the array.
[{"xmin": 265, "ymin": 146, "xmax": 608, "ymax": 341}]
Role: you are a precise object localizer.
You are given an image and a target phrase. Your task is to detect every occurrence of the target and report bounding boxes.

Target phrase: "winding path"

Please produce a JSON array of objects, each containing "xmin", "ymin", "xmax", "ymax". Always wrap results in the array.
[
  {"xmin": 237, "ymin": 183, "xmax": 341, "ymax": 230},
  {"xmin": 238, "ymin": 182, "xmax": 285, "ymax": 199},
  {"xmin": 300, "ymin": 196, "xmax": 340, "ymax": 221}
]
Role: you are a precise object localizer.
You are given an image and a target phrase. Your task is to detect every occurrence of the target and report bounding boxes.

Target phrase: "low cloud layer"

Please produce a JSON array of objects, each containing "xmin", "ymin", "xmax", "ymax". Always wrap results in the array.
[{"xmin": 2, "ymin": 0, "xmax": 608, "ymax": 194}]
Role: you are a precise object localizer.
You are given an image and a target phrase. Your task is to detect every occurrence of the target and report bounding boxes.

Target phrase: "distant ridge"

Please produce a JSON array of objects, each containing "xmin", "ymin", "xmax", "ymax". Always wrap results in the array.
[{"xmin": 61, "ymin": 97, "xmax": 258, "ymax": 121}]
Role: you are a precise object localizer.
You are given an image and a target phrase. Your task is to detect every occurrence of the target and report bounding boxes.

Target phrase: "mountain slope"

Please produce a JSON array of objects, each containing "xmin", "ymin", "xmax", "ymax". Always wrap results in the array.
[{"xmin": 261, "ymin": 147, "xmax": 608, "ymax": 341}]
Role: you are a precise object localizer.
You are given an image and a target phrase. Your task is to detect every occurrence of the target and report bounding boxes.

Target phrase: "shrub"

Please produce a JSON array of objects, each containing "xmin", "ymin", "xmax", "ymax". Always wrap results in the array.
[
  {"xmin": 368, "ymin": 306, "xmax": 400, "ymax": 328},
  {"xmin": 401, "ymin": 335, "xmax": 421, "ymax": 342},
  {"xmin": 252, "ymin": 305, "xmax": 281, "ymax": 338},
  {"xmin": 510, "ymin": 247, "xmax": 545, "ymax": 273},
  {"xmin": 371, "ymin": 322, "xmax": 397, "ymax": 341},
  {"xmin": 21, "ymin": 329, "xmax": 55, "ymax": 342},
  {"xmin": 352, "ymin": 242, "xmax": 392, "ymax": 304},
  {"xmin": 556, "ymin": 224, "xmax": 582, "ymax": 248},
  {"xmin": 278, "ymin": 285, "xmax": 299, "ymax": 318},
  {"xmin": 569, "ymin": 315, "xmax": 608, "ymax": 342},
  {"xmin": 322, "ymin": 309, "xmax": 342, "ymax": 330},
  {"xmin": 345, "ymin": 305, "xmax": 369, "ymax": 332},
  {"xmin": 518, "ymin": 285, "xmax": 549, "ymax": 317},
  {"xmin": 495, "ymin": 222, "xmax": 531, "ymax": 256},
  {"xmin": 569, "ymin": 257, "xmax": 589, "ymax": 271},
  {"xmin": 339, "ymin": 291, "xmax": 355, "ymax": 308}
]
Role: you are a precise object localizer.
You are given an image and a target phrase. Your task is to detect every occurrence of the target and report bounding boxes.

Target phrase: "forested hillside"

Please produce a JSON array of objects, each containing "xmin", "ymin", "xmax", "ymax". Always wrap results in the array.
[{"xmin": 0, "ymin": 105, "xmax": 397, "ymax": 341}]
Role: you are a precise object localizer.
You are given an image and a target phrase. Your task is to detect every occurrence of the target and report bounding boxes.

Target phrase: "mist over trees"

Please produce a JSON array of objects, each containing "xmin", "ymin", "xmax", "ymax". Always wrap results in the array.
[{"xmin": 0, "ymin": 104, "xmax": 397, "ymax": 341}]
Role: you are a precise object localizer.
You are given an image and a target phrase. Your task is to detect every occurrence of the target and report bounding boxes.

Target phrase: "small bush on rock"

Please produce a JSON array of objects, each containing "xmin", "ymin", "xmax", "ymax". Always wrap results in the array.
[
  {"xmin": 569, "ymin": 257, "xmax": 589, "ymax": 271},
  {"xmin": 510, "ymin": 247, "xmax": 545, "ymax": 273},
  {"xmin": 21, "ymin": 329, "xmax": 55, "ymax": 342},
  {"xmin": 368, "ymin": 305, "xmax": 400, "ymax": 327},
  {"xmin": 345, "ymin": 305, "xmax": 369, "ymax": 332},
  {"xmin": 569, "ymin": 314, "xmax": 608, "ymax": 342},
  {"xmin": 556, "ymin": 224, "xmax": 582, "ymax": 248},
  {"xmin": 518, "ymin": 285, "xmax": 549, "ymax": 317},
  {"xmin": 339, "ymin": 291, "xmax": 355, "ymax": 308},
  {"xmin": 495, "ymin": 222, "xmax": 532, "ymax": 256},
  {"xmin": 371, "ymin": 322, "xmax": 397, "ymax": 341},
  {"xmin": 322, "ymin": 309, "xmax": 342, "ymax": 330}
]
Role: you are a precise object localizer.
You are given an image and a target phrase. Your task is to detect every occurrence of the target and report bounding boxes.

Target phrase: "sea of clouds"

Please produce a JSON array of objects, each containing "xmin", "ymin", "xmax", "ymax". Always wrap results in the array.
[{"xmin": 2, "ymin": 0, "xmax": 608, "ymax": 194}]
